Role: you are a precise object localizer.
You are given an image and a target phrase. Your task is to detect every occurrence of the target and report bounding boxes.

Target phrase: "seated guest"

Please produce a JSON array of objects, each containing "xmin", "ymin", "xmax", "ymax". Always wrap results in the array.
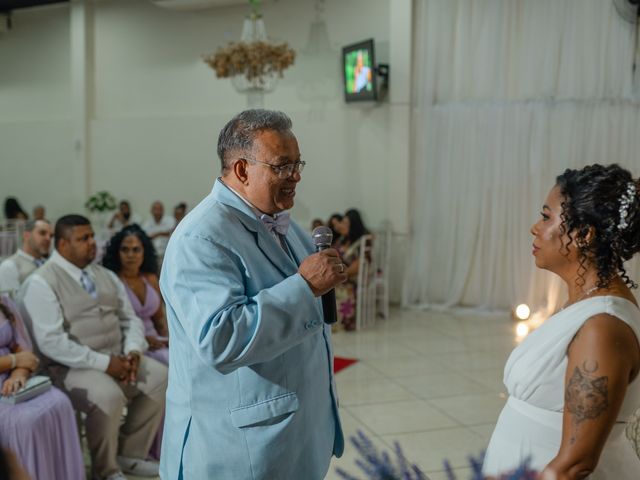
[
  {"xmin": 108, "ymin": 200, "xmax": 140, "ymax": 232},
  {"xmin": 327, "ymin": 213, "xmax": 343, "ymax": 247},
  {"xmin": 21, "ymin": 215, "xmax": 167, "ymax": 480},
  {"xmin": 32, "ymin": 205, "xmax": 46, "ymax": 222},
  {"xmin": 0, "ymin": 296, "xmax": 85, "ymax": 480},
  {"xmin": 334, "ymin": 209, "xmax": 370, "ymax": 331},
  {"xmin": 141, "ymin": 201, "xmax": 174, "ymax": 261},
  {"xmin": 0, "ymin": 220, "xmax": 52, "ymax": 295},
  {"xmin": 103, "ymin": 225, "xmax": 169, "ymax": 364},
  {"xmin": 173, "ymin": 202, "xmax": 187, "ymax": 226},
  {"xmin": 3, "ymin": 198, "xmax": 28, "ymax": 221},
  {"xmin": 310, "ymin": 218, "xmax": 324, "ymax": 231},
  {"xmin": 103, "ymin": 225, "xmax": 169, "ymax": 461}
]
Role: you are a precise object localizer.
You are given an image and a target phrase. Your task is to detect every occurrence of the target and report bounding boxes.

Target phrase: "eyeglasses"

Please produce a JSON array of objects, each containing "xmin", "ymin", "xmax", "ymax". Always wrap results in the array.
[{"xmin": 242, "ymin": 158, "xmax": 306, "ymax": 179}]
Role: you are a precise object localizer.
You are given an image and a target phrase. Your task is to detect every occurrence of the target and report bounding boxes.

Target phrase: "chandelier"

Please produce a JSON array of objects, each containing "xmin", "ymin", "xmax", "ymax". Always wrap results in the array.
[{"xmin": 202, "ymin": 0, "xmax": 295, "ymax": 106}]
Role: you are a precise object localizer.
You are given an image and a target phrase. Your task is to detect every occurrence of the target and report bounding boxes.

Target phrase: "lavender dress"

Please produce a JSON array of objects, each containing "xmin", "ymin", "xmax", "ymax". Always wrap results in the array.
[
  {"xmin": 124, "ymin": 277, "xmax": 167, "ymax": 460},
  {"xmin": 0, "ymin": 298, "xmax": 85, "ymax": 480},
  {"xmin": 124, "ymin": 277, "xmax": 169, "ymax": 366}
]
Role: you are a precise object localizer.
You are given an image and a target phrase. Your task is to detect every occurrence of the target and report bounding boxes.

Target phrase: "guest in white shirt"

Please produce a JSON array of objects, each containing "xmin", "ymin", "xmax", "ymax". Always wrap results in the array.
[
  {"xmin": 20, "ymin": 215, "xmax": 167, "ymax": 480},
  {"xmin": 0, "ymin": 220, "xmax": 52, "ymax": 295},
  {"xmin": 141, "ymin": 201, "xmax": 174, "ymax": 259},
  {"xmin": 108, "ymin": 200, "xmax": 141, "ymax": 233},
  {"xmin": 32, "ymin": 205, "xmax": 46, "ymax": 221}
]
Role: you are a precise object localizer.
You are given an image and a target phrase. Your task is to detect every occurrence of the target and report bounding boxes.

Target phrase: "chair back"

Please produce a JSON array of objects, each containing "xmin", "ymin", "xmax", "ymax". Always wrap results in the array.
[
  {"xmin": 0, "ymin": 221, "xmax": 25, "ymax": 260},
  {"xmin": 355, "ymin": 234, "xmax": 374, "ymax": 330}
]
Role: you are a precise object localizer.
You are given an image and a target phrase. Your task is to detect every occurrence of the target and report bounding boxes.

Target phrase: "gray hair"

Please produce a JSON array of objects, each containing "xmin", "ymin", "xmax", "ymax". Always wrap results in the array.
[
  {"xmin": 217, "ymin": 109, "xmax": 293, "ymax": 173},
  {"xmin": 24, "ymin": 219, "xmax": 50, "ymax": 232}
]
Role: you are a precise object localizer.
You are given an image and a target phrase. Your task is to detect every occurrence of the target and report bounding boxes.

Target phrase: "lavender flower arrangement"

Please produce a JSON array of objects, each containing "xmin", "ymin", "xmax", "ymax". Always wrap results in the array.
[{"xmin": 336, "ymin": 431, "xmax": 537, "ymax": 480}]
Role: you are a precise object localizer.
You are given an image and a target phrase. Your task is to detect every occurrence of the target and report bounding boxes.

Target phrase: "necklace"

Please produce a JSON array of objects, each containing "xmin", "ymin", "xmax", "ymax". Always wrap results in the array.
[{"xmin": 560, "ymin": 285, "xmax": 601, "ymax": 311}]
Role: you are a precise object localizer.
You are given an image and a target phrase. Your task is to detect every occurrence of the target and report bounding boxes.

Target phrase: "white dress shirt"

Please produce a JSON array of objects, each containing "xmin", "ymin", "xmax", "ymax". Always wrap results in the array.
[
  {"xmin": 110, "ymin": 212, "xmax": 142, "ymax": 232},
  {"xmin": 142, "ymin": 215, "xmax": 175, "ymax": 256},
  {"xmin": 23, "ymin": 250, "xmax": 147, "ymax": 372},
  {"xmin": 0, "ymin": 249, "xmax": 36, "ymax": 294}
]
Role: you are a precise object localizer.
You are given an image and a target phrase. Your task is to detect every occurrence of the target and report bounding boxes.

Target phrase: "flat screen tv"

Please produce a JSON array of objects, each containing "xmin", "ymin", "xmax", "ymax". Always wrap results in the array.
[{"xmin": 342, "ymin": 38, "xmax": 377, "ymax": 102}]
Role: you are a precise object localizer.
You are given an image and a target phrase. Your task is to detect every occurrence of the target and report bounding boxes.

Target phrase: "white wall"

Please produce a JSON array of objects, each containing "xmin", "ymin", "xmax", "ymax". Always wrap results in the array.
[
  {"xmin": 0, "ymin": 0, "xmax": 411, "ymax": 301},
  {"xmin": 0, "ymin": 5, "xmax": 78, "ymax": 218}
]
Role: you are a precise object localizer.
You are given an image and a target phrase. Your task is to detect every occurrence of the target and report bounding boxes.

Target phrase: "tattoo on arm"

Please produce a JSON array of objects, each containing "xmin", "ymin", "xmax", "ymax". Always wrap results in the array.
[{"xmin": 565, "ymin": 360, "xmax": 609, "ymax": 444}]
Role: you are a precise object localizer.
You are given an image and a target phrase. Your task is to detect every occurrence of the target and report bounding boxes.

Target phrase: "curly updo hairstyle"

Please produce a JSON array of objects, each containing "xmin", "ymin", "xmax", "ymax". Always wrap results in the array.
[
  {"xmin": 556, "ymin": 164, "xmax": 640, "ymax": 289},
  {"xmin": 102, "ymin": 224, "xmax": 158, "ymax": 275}
]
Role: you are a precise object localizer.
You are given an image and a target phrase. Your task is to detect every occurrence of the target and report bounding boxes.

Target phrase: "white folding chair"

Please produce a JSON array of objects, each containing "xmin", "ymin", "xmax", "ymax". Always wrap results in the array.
[
  {"xmin": 372, "ymin": 226, "xmax": 391, "ymax": 320},
  {"xmin": 0, "ymin": 222, "xmax": 22, "ymax": 260},
  {"xmin": 355, "ymin": 234, "xmax": 374, "ymax": 330}
]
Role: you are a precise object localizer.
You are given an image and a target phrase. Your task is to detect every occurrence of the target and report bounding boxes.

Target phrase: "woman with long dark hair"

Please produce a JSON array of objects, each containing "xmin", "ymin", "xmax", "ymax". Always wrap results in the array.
[
  {"xmin": 3, "ymin": 198, "xmax": 27, "ymax": 221},
  {"xmin": 103, "ymin": 225, "xmax": 168, "ymax": 460},
  {"xmin": 327, "ymin": 213, "xmax": 343, "ymax": 248},
  {"xmin": 103, "ymin": 225, "xmax": 168, "ymax": 364},
  {"xmin": 334, "ymin": 209, "xmax": 370, "ymax": 331},
  {"xmin": 483, "ymin": 164, "xmax": 640, "ymax": 478}
]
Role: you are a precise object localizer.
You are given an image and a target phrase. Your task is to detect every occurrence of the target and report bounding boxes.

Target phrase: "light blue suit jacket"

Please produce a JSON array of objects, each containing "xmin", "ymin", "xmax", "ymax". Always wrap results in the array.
[{"xmin": 159, "ymin": 180, "xmax": 343, "ymax": 480}]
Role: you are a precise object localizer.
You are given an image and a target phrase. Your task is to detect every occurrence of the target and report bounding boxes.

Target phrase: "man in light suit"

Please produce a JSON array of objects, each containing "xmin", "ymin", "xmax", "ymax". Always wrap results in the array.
[{"xmin": 160, "ymin": 109, "xmax": 345, "ymax": 479}]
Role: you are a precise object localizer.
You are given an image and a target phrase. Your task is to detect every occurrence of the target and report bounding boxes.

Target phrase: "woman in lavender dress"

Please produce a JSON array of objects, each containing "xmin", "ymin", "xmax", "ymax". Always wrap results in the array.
[
  {"xmin": 103, "ymin": 225, "xmax": 168, "ymax": 459},
  {"xmin": 103, "ymin": 225, "xmax": 169, "ymax": 364},
  {"xmin": 0, "ymin": 295, "xmax": 85, "ymax": 480}
]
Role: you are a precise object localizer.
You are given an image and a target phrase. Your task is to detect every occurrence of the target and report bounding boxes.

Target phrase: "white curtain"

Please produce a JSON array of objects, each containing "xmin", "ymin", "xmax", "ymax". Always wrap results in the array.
[{"xmin": 403, "ymin": 0, "xmax": 640, "ymax": 312}]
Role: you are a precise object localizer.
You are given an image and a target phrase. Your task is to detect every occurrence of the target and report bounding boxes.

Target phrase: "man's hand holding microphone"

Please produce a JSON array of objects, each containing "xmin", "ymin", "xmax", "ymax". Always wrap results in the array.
[{"xmin": 298, "ymin": 226, "xmax": 346, "ymax": 324}]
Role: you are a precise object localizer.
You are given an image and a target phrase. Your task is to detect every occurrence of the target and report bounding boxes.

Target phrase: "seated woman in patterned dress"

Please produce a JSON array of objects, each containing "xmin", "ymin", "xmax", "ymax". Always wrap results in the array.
[{"xmin": 334, "ymin": 209, "xmax": 370, "ymax": 331}]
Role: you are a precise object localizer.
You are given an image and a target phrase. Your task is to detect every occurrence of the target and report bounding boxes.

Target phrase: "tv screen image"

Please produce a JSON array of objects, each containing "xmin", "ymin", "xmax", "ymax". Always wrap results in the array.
[{"xmin": 342, "ymin": 39, "xmax": 377, "ymax": 102}]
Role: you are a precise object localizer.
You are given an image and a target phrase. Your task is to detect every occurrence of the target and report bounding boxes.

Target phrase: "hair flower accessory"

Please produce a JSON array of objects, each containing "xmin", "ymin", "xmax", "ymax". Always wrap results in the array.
[{"xmin": 618, "ymin": 182, "xmax": 636, "ymax": 231}]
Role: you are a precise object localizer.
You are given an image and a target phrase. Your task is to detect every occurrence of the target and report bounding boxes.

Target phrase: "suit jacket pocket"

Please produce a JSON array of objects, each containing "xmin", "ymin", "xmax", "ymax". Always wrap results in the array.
[{"xmin": 230, "ymin": 392, "xmax": 299, "ymax": 428}]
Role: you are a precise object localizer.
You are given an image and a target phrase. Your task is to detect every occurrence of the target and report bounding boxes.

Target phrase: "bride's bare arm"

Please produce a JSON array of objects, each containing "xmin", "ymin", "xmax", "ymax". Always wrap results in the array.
[{"xmin": 541, "ymin": 313, "xmax": 640, "ymax": 479}]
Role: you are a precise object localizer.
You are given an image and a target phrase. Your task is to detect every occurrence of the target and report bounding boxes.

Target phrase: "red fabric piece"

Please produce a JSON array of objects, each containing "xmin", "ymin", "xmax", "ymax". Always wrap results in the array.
[{"xmin": 334, "ymin": 356, "xmax": 358, "ymax": 373}]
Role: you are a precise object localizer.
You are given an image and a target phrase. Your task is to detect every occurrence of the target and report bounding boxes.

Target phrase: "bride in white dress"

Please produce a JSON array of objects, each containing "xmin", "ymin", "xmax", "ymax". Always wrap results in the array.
[{"xmin": 483, "ymin": 164, "xmax": 640, "ymax": 479}]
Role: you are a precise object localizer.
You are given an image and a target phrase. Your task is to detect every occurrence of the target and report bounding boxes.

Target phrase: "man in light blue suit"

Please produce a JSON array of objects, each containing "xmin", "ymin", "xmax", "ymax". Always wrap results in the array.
[{"xmin": 160, "ymin": 110, "xmax": 346, "ymax": 479}]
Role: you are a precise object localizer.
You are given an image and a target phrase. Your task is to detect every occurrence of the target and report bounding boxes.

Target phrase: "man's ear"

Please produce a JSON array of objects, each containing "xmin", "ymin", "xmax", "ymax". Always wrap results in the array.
[{"xmin": 232, "ymin": 158, "xmax": 250, "ymax": 185}]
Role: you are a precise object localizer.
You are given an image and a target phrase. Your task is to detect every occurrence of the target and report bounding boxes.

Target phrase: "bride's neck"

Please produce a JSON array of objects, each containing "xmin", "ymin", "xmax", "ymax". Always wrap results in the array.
[{"xmin": 564, "ymin": 267, "xmax": 602, "ymax": 303}]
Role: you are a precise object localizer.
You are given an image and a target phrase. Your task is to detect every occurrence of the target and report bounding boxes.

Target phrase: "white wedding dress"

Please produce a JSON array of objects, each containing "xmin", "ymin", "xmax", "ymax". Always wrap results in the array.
[{"xmin": 483, "ymin": 296, "xmax": 640, "ymax": 478}]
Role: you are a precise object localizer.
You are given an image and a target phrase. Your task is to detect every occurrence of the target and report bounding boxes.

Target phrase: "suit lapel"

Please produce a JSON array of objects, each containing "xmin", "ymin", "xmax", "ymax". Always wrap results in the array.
[
  {"xmin": 284, "ymin": 228, "xmax": 311, "ymax": 267},
  {"xmin": 256, "ymin": 229, "xmax": 297, "ymax": 277},
  {"xmin": 212, "ymin": 180, "xmax": 298, "ymax": 278}
]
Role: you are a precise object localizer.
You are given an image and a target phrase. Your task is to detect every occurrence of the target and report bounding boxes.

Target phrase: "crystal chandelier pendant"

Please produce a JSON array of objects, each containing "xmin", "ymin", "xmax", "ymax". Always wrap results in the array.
[
  {"xmin": 202, "ymin": 0, "xmax": 295, "ymax": 109},
  {"xmin": 231, "ymin": 14, "xmax": 278, "ymax": 107}
]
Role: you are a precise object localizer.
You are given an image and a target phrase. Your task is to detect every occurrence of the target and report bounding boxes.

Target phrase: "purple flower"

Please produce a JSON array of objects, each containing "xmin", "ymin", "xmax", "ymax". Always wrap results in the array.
[{"xmin": 336, "ymin": 431, "xmax": 537, "ymax": 480}]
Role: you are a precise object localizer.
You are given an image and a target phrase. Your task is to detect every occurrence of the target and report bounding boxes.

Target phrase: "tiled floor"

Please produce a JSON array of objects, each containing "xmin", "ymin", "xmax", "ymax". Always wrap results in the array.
[
  {"xmin": 124, "ymin": 307, "xmax": 517, "ymax": 480},
  {"xmin": 326, "ymin": 307, "xmax": 518, "ymax": 480}
]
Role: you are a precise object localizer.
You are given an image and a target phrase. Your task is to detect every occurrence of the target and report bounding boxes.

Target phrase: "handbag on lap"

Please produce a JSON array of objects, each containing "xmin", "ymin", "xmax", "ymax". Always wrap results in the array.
[{"xmin": 0, "ymin": 375, "xmax": 52, "ymax": 405}]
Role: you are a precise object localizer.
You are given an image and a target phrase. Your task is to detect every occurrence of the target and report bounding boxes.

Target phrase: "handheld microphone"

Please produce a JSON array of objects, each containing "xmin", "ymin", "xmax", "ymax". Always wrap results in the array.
[{"xmin": 312, "ymin": 226, "xmax": 338, "ymax": 325}]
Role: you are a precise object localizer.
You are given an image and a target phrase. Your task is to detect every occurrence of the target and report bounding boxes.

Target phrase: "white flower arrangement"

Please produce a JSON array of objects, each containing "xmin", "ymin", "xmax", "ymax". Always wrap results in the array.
[{"xmin": 85, "ymin": 191, "xmax": 117, "ymax": 213}]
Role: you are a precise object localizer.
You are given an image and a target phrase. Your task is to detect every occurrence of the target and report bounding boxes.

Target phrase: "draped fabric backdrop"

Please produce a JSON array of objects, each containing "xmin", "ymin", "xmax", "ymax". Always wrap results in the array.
[{"xmin": 403, "ymin": 0, "xmax": 640, "ymax": 314}]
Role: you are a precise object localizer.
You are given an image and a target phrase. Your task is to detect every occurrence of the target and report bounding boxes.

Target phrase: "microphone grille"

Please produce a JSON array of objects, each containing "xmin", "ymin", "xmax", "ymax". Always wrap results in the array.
[{"xmin": 312, "ymin": 226, "xmax": 333, "ymax": 247}]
